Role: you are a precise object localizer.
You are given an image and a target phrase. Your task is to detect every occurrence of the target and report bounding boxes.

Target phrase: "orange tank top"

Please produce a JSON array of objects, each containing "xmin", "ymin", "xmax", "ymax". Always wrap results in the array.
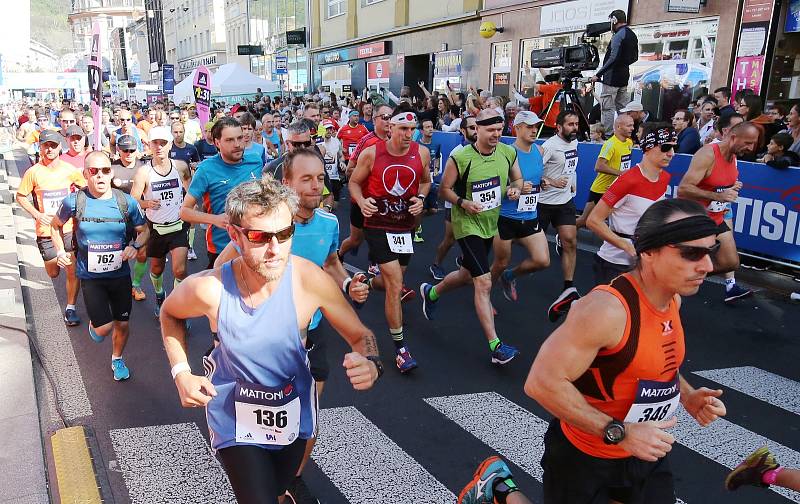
[{"xmin": 561, "ymin": 273, "xmax": 685, "ymax": 459}]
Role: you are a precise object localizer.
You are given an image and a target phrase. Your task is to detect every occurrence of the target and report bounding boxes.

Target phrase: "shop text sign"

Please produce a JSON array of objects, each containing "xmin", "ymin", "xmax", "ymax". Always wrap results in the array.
[
  {"xmin": 732, "ymin": 55, "xmax": 765, "ymax": 96},
  {"xmin": 540, "ymin": 0, "xmax": 628, "ymax": 35},
  {"xmin": 357, "ymin": 42, "xmax": 389, "ymax": 59}
]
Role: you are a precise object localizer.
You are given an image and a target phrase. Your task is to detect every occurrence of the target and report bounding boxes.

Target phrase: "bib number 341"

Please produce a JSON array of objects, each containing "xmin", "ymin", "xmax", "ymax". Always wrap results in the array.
[{"xmin": 387, "ymin": 232, "xmax": 413, "ymax": 254}]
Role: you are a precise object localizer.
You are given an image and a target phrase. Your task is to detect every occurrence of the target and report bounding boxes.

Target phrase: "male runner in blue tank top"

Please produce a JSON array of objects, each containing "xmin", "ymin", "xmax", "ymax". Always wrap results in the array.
[
  {"xmin": 160, "ymin": 177, "xmax": 380, "ymax": 503},
  {"xmin": 491, "ymin": 111, "xmax": 551, "ymax": 303}
]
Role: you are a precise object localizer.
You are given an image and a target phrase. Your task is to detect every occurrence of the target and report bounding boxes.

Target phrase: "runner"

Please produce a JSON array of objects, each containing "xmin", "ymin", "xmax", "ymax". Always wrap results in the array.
[
  {"xmin": 419, "ymin": 109, "xmax": 523, "ymax": 365},
  {"xmin": 239, "ymin": 112, "xmax": 269, "ymax": 167},
  {"xmin": 676, "ymin": 121, "xmax": 758, "ymax": 302},
  {"xmin": 261, "ymin": 112, "xmax": 281, "ymax": 160},
  {"xmin": 336, "ymin": 110, "xmax": 369, "ymax": 167},
  {"xmin": 428, "ymin": 115, "xmax": 477, "ymax": 281},
  {"xmin": 130, "ymin": 126, "xmax": 192, "ymax": 317},
  {"xmin": 180, "ymin": 108, "xmax": 203, "ymax": 145},
  {"xmin": 576, "ymin": 114, "xmax": 634, "ymax": 229},
  {"xmin": 169, "ymin": 121, "xmax": 200, "ymax": 168},
  {"xmin": 727, "ymin": 446, "xmax": 800, "ymax": 492},
  {"xmin": 16, "ymin": 130, "xmax": 86, "ymax": 326},
  {"xmin": 80, "ymin": 113, "xmax": 110, "ymax": 153},
  {"xmin": 587, "ymin": 123, "xmax": 676, "ymax": 285},
  {"xmin": 110, "ymin": 109, "xmax": 145, "ymax": 153},
  {"xmin": 321, "ymin": 119, "xmax": 344, "ymax": 209},
  {"xmin": 180, "ymin": 117, "xmax": 264, "ymax": 268},
  {"xmin": 491, "ymin": 111, "xmax": 551, "ymax": 303},
  {"xmin": 55, "ymin": 109, "xmax": 77, "ymax": 151},
  {"xmin": 59, "ymin": 125, "xmax": 88, "ymax": 169},
  {"xmin": 160, "ymin": 177, "xmax": 380, "ymax": 503},
  {"xmin": 526, "ymin": 198, "xmax": 728, "ymax": 503},
  {"xmin": 50, "ymin": 151, "xmax": 148, "ymax": 381},
  {"xmin": 349, "ymin": 104, "xmax": 431, "ymax": 372},
  {"xmin": 413, "ymin": 117, "xmax": 443, "ymax": 243},
  {"xmin": 539, "ymin": 110, "xmax": 582, "ymax": 322},
  {"xmin": 194, "ymin": 121, "xmax": 218, "ymax": 161}
]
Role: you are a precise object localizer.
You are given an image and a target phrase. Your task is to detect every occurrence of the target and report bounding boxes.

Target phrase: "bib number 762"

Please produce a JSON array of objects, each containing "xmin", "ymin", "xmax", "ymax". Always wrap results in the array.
[{"xmin": 253, "ymin": 409, "xmax": 288, "ymax": 428}]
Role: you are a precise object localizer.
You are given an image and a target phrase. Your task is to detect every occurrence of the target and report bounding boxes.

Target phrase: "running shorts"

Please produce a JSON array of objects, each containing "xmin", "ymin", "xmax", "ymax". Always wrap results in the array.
[
  {"xmin": 588, "ymin": 190, "xmax": 605, "ymax": 205},
  {"xmin": 363, "ymin": 228, "xmax": 412, "ymax": 267},
  {"xmin": 37, "ymin": 232, "xmax": 74, "ymax": 261},
  {"xmin": 147, "ymin": 221, "xmax": 190, "ymax": 258},
  {"xmin": 82, "ymin": 275, "xmax": 133, "ymax": 327},
  {"xmin": 456, "ymin": 235, "xmax": 493, "ymax": 278},
  {"xmin": 305, "ymin": 327, "xmax": 329, "ymax": 382},
  {"xmin": 350, "ymin": 203, "xmax": 364, "ymax": 229},
  {"xmin": 537, "ymin": 200, "xmax": 577, "ymax": 232},
  {"xmin": 497, "ymin": 216, "xmax": 542, "ymax": 241}
]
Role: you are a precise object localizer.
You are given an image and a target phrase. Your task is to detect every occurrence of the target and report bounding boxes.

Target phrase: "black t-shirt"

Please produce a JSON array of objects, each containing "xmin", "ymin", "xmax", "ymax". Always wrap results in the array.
[
  {"xmin": 194, "ymin": 139, "xmax": 218, "ymax": 161},
  {"xmin": 110, "ymin": 159, "xmax": 143, "ymax": 194},
  {"xmin": 170, "ymin": 143, "xmax": 200, "ymax": 165}
]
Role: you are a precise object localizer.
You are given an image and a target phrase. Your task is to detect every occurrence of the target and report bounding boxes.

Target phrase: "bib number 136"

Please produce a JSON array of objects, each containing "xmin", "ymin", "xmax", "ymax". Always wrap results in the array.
[{"xmin": 252, "ymin": 409, "xmax": 288, "ymax": 428}]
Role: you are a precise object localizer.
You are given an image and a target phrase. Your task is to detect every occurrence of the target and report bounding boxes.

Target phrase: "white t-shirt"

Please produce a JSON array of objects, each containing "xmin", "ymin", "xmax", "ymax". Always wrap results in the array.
[
  {"xmin": 322, "ymin": 137, "xmax": 341, "ymax": 180},
  {"xmin": 540, "ymin": 135, "xmax": 579, "ymax": 205}
]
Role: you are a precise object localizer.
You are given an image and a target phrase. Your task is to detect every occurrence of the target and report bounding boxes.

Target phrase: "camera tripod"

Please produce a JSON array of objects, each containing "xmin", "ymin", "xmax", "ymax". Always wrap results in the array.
[{"xmin": 536, "ymin": 76, "xmax": 591, "ymax": 141}]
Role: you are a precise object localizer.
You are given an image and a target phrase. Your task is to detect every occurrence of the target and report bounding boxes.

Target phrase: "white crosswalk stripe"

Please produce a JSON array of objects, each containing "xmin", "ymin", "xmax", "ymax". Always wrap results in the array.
[{"xmin": 694, "ymin": 366, "xmax": 800, "ymax": 415}]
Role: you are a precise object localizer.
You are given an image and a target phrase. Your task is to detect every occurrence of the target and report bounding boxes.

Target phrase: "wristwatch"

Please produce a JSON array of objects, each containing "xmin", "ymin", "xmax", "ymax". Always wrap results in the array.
[
  {"xmin": 365, "ymin": 355, "xmax": 384, "ymax": 380},
  {"xmin": 603, "ymin": 420, "xmax": 626, "ymax": 445},
  {"xmin": 132, "ymin": 242, "xmax": 143, "ymax": 251},
  {"xmin": 415, "ymin": 194, "xmax": 426, "ymax": 202}
]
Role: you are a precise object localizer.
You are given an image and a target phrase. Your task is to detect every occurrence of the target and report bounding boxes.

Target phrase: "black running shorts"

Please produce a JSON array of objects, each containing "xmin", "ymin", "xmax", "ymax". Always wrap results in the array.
[
  {"xmin": 350, "ymin": 202, "xmax": 364, "ymax": 229},
  {"xmin": 538, "ymin": 200, "xmax": 577, "ymax": 232},
  {"xmin": 588, "ymin": 190, "xmax": 605, "ymax": 205},
  {"xmin": 305, "ymin": 327, "xmax": 329, "ymax": 382},
  {"xmin": 497, "ymin": 216, "xmax": 542, "ymax": 241},
  {"xmin": 456, "ymin": 235, "xmax": 493, "ymax": 278},
  {"xmin": 147, "ymin": 221, "xmax": 190, "ymax": 258},
  {"xmin": 217, "ymin": 439, "xmax": 308, "ymax": 503},
  {"xmin": 82, "ymin": 275, "xmax": 133, "ymax": 327},
  {"xmin": 363, "ymin": 228, "xmax": 412, "ymax": 266}
]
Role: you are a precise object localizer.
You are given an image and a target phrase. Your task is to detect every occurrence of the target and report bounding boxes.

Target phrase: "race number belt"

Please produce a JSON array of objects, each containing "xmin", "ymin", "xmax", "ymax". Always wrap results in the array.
[
  {"xmin": 234, "ymin": 378, "xmax": 301, "ymax": 446},
  {"xmin": 564, "ymin": 149, "xmax": 579, "ymax": 176},
  {"xmin": 471, "ymin": 176, "xmax": 501, "ymax": 211},
  {"xmin": 41, "ymin": 188, "xmax": 69, "ymax": 215},
  {"xmin": 152, "ymin": 220, "xmax": 185, "ymax": 235},
  {"xmin": 623, "ymin": 376, "xmax": 681, "ymax": 424},
  {"xmin": 517, "ymin": 185, "xmax": 540, "ymax": 213},
  {"xmin": 87, "ymin": 241, "xmax": 124, "ymax": 273},
  {"xmin": 620, "ymin": 154, "xmax": 632, "ymax": 173},
  {"xmin": 387, "ymin": 232, "xmax": 413, "ymax": 254},
  {"xmin": 707, "ymin": 185, "xmax": 733, "ymax": 213}
]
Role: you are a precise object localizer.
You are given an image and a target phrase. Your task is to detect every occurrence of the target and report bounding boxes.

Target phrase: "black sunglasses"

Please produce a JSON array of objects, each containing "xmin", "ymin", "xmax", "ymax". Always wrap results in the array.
[
  {"xmin": 287, "ymin": 140, "xmax": 313, "ymax": 148},
  {"xmin": 87, "ymin": 167, "xmax": 113, "ymax": 176},
  {"xmin": 376, "ymin": 114, "xmax": 392, "ymax": 121},
  {"xmin": 120, "ymin": 148, "xmax": 136, "ymax": 153},
  {"xmin": 234, "ymin": 223, "xmax": 295, "ymax": 244},
  {"xmin": 660, "ymin": 143, "xmax": 676, "ymax": 153},
  {"xmin": 668, "ymin": 241, "xmax": 720, "ymax": 262}
]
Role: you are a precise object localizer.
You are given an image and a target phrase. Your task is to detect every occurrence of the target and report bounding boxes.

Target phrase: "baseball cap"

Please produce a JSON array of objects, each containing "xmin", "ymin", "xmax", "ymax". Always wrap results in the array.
[
  {"xmin": 149, "ymin": 126, "xmax": 172, "ymax": 143},
  {"xmin": 39, "ymin": 130, "xmax": 62, "ymax": 145},
  {"xmin": 230, "ymin": 104, "xmax": 243, "ymax": 115},
  {"xmin": 116, "ymin": 134, "xmax": 137, "ymax": 150},
  {"xmin": 513, "ymin": 110, "xmax": 544, "ymax": 127},
  {"xmin": 66, "ymin": 125, "xmax": 85, "ymax": 138},
  {"xmin": 619, "ymin": 101, "xmax": 644, "ymax": 113},
  {"xmin": 322, "ymin": 120, "xmax": 336, "ymax": 129}
]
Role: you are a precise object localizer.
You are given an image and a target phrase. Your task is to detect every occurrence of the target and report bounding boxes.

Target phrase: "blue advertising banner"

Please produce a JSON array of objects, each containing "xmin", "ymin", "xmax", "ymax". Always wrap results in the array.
[
  {"xmin": 432, "ymin": 132, "xmax": 800, "ymax": 264},
  {"xmin": 163, "ymin": 64, "xmax": 175, "ymax": 94}
]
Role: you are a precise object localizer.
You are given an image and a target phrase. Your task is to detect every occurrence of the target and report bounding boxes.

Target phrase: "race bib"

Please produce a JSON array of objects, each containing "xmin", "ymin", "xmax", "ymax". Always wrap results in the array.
[
  {"xmin": 517, "ymin": 186, "xmax": 540, "ymax": 213},
  {"xmin": 234, "ymin": 379, "xmax": 301, "ymax": 446},
  {"xmin": 87, "ymin": 241, "xmax": 124, "ymax": 273},
  {"xmin": 348, "ymin": 143, "xmax": 357, "ymax": 157},
  {"xmin": 471, "ymin": 177, "xmax": 501, "ymax": 211},
  {"xmin": 324, "ymin": 157, "xmax": 340, "ymax": 180},
  {"xmin": 41, "ymin": 188, "xmax": 68, "ymax": 215},
  {"xmin": 564, "ymin": 149, "xmax": 579, "ymax": 175},
  {"xmin": 151, "ymin": 178, "xmax": 182, "ymax": 208},
  {"xmin": 387, "ymin": 232, "xmax": 413, "ymax": 254},
  {"xmin": 620, "ymin": 154, "xmax": 632, "ymax": 173},
  {"xmin": 707, "ymin": 186, "xmax": 733, "ymax": 213},
  {"xmin": 623, "ymin": 376, "xmax": 681, "ymax": 424}
]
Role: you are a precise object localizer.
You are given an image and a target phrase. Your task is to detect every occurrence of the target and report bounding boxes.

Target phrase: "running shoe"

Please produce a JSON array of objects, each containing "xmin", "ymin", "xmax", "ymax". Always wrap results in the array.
[
  {"xmin": 132, "ymin": 286, "xmax": 147, "ymax": 301},
  {"xmin": 154, "ymin": 292, "xmax": 166, "ymax": 318},
  {"xmin": 420, "ymin": 283, "xmax": 438, "ymax": 320},
  {"xmin": 555, "ymin": 233, "xmax": 563, "ymax": 256},
  {"xmin": 500, "ymin": 269, "xmax": 518, "ymax": 302},
  {"xmin": 112, "ymin": 358, "xmax": 131, "ymax": 381},
  {"xmin": 413, "ymin": 226, "xmax": 424, "ymax": 243},
  {"xmin": 491, "ymin": 342, "xmax": 520, "ymax": 365},
  {"xmin": 724, "ymin": 284, "xmax": 753, "ymax": 304},
  {"xmin": 285, "ymin": 476, "xmax": 320, "ymax": 504},
  {"xmin": 395, "ymin": 347, "xmax": 418, "ymax": 373},
  {"xmin": 455, "ymin": 255, "xmax": 463, "ymax": 269},
  {"xmin": 63, "ymin": 308, "xmax": 81, "ymax": 326},
  {"xmin": 88, "ymin": 324, "xmax": 104, "ymax": 343},
  {"xmin": 429, "ymin": 263, "xmax": 445, "ymax": 281},
  {"xmin": 548, "ymin": 287, "xmax": 580, "ymax": 322},
  {"xmin": 725, "ymin": 446, "xmax": 779, "ymax": 491},
  {"xmin": 368, "ymin": 263, "xmax": 381, "ymax": 276},
  {"xmin": 187, "ymin": 248, "xmax": 198, "ymax": 261},
  {"xmin": 458, "ymin": 455, "xmax": 514, "ymax": 504},
  {"xmin": 400, "ymin": 286, "xmax": 416, "ymax": 303}
]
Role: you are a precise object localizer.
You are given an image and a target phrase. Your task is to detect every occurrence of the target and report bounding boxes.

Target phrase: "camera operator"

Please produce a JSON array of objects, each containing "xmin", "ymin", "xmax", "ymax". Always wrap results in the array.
[{"xmin": 590, "ymin": 9, "xmax": 639, "ymax": 133}]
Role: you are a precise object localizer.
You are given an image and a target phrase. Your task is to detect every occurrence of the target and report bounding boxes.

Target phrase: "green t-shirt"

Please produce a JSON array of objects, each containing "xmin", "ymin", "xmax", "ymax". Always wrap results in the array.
[{"xmin": 450, "ymin": 143, "xmax": 517, "ymax": 240}]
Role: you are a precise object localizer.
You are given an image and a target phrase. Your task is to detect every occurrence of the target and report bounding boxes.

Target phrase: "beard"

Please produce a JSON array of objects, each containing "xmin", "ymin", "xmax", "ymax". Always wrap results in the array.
[{"xmin": 242, "ymin": 252, "xmax": 286, "ymax": 283}]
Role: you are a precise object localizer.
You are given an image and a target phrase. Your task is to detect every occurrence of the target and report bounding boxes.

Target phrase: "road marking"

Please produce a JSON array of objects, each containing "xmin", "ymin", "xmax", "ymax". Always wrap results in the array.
[
  {"xmin": 312, "ymin": 406, "xmax": 456, "ymax": 504},
  {"xmin": 694, "ymin": 366, "xmax": 800, "ymax": 415},
  {"xmin": 109, "ymin": 422, "xmax": 235, "ymax": 504},
  {"xmin": 674, "ymin": 408, "xmax": 800, "ymax": 502},
  {"xmin": 50, "ymin": 426, "xmax": 102, "ymax": 504}
]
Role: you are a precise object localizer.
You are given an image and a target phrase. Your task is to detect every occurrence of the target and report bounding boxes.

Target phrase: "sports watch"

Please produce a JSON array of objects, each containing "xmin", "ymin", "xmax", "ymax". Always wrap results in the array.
[
  {"xmin": 365, "ymin": 355, "xmax": 384, "ymax": 380},
  {"xmin": 603, "ymin": 420, "xmax": 626, "ymax": 445}
]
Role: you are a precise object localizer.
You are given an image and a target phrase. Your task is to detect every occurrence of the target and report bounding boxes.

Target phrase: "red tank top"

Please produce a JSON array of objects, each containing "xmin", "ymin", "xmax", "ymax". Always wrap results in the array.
[
  {"xmin": 363, "ymin": 141, "xmax": 424, "ymax": 231},
  {"xmin": 697, "ymin": 143, "xmax": 738, "ymax": 224}
]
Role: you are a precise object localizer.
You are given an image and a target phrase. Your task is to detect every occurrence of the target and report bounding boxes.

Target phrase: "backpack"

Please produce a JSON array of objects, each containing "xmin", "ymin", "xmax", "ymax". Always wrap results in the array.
[{"xmin": 73, "ymin": 187, "xmax": 134, "ymax": 245}]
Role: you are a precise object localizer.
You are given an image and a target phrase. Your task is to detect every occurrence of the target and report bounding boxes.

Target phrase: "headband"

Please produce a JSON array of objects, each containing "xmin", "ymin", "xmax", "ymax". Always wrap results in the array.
[
  {"xmin": 634, "ymin": 214, "xmax": 719, "ymax": 254},
  {"xmin": 475, "ymin": 115, "xmax": 505, "ymax": 126},
  {"xmin": 641, "ymin": 127, "xmax": 677, "ymax": 151},
  {"xmin": 390, "ymin": 112, "xmax": 417, "ymax": 125}
]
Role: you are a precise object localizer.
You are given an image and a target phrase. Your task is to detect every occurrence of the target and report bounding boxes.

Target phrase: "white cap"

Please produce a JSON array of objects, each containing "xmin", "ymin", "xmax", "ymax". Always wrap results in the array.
[
  {"xmin": 149, "ymin": 126, "xmax": 172, "ymax": 143},
  {"xmin": 619, "ymin": 101, "xmax": 644, "ymax": 113},
  {"xmin": 513, "ymin": 110, "xmax": 544, "ymax": 126}
]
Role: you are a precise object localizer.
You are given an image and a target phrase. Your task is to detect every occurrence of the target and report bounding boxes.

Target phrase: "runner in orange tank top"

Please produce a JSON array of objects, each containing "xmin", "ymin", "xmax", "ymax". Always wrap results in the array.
[
  {"xmin": 525, "ymin": 198, "xmax": 727, "ymax": 504},
  {"xmin": 677, "ymin": 122, "xmax": 759, "ymax": 303}
]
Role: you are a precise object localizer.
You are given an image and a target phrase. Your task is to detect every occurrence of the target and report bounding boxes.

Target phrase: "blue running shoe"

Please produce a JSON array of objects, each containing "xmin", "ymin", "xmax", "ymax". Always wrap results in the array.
[
  {"xmin": 429, "ymin": 263, "xmax": 445, "ymax": 281},
  {"xmin": 88, "ymin": 324, "xmax": 104, "ymax": 343},
  {"xmin": 500, "ymin": 269, "xmax": 518, "ymax": 302},
  {"xmin": 491, "ymin": 342, "xmax": 520, "ymax": 365},
  {"xmin": 420, "ymin": 283, "xmax": 438, "ymax": 321},
  {"xmin": 64, "ymin": 308, "xmax": 81, "ymax": 327},
  {"xmin": 154, "ymin": 292, "xmax": 166, "ymax": 318},
  {"xmin": 724, "ymin": 284, "xmax": 753, "ymax": 304},
  {"xmin": 458, "ymin": 455, "xmax": 514, "ymax": 504},
  {"xmin": 112, "ymin": 358, "xmax": 130, "ymax": 381},
  {"xmin": 395, "ymin": 347, "xmax": 418, "ymax": 373}
]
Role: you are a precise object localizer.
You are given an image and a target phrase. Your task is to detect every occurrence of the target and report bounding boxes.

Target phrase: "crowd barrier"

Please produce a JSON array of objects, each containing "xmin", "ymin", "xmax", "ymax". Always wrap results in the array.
[{"xmin": 431, "ymin": 131, "xmax": 800, "ymax": 267}]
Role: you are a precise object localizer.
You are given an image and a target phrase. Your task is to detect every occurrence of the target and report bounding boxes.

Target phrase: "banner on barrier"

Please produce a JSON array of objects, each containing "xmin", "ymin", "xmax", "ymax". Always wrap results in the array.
[{"xmin": 431, "ymin": 132, "xmax": 800, "ymax": 265}]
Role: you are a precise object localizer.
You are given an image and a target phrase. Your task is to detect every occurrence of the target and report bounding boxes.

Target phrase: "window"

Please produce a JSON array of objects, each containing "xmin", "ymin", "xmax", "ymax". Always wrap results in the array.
[
  {"xmin": 327, "ymin": 0, "xmax": 345, "ymax": 18},
  {"xmin": 361, "ymin": 0, "xmax": 385, "ymax": 5}
]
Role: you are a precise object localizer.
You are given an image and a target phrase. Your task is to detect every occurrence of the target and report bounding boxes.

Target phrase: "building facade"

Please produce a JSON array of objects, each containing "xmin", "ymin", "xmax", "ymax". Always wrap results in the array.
[
  {"xmin": 68, "ymin": 0, "xmax": 146, "ymax": 54},
  {"xmin": 160, "ymin": 0, "xmax": 228, "ymax": 81},
  {"xmin": 225, "ymin": 0, "xmax": 251, "ymax": 71}
]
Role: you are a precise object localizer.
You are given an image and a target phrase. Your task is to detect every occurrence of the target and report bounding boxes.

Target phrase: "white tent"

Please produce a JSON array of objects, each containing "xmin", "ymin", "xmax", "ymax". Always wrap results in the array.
[
  {"xmin": 172, "ymin": 63, "xmax": 279, "ymax": 104},
  {"xmin": 172, "ymin": 68, "xmax": 205, "ymax": 104}
]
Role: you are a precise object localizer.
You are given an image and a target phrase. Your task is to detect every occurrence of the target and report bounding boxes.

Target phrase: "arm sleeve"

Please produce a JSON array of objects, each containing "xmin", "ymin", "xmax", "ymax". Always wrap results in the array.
[{"xmin": 595, "ymin": 30, "xmax": 623, "ymax": 77}]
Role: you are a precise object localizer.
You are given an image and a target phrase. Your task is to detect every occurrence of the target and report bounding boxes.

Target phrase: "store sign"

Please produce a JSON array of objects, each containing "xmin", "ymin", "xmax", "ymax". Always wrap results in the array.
[
  {"xmin": 357, "ymin": 42, "xmax": 389, "ymax": 59},
  {"xmin": 238, "ymin": 45, "xmax": 264, "ymax": 56},
  {"xmin": 286, "ymin": 29, "xmax": 306, "ymax": 46},
  {"xmin": 666, "ymin": 0, "xmax": 701, "ymax": 13},
  {"xmin": 732, "ymin": 55, "xmax": 766, "ymax": 96},
  {"xmin": 317, "ymin": 49, "xmax": 349, "ymax": 65},
  {"xmin": 654, "ymin": 29, "xmax": 691, "ymax": 38},
  {"xmin": 732, "ymin": 0, "xmax": 775, "ymax": 100},
  {"xmin": 342, "ymin": 84, "xmax": 352, "ymax": 93},
  {"xmin": 367, "ymin": 59, "xmax": 390, "ymax": 85},
  {"xmin": 539, "ymin": 0, "xmax": 628, "ymax": 35},
  {"xmin": 178, "ymin": 53, "xmax": 218, "ymax": 73},
  {"xmin": 434, "ymin": 50, "xmax": 462, "ymax": 76},
  {"xmin": 162, "ymin": 64, "xmax": 175, "ymax": 94}
]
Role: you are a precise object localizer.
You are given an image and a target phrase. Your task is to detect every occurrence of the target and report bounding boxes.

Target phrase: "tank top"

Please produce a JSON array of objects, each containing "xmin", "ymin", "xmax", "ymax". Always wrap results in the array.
[
  {"xmin": 262, "ymin": 129, "xmax": 281, "ymax": 158},
  {"xmin": 562, "ymin": 273, "xmax": 685, "ymax": 459},
  {"xmin": 143, "ymin": 160, "xmax": 183, "ymax": 224},
  {"xmin": 205, "ymin": 260, "xmax": 316, "ymax": 451},
  {"xmin": 501, "ymin": 144, "xmax": 543, "ymax": 221},
  {"xmin": 111, "ymin": 159, "xmax": 140, "ymax": 194},
  {"xmin": 697, "ymin": 143, "xmax": 738, "ymax": 224},
  {"xmin": 363, "ymin": 141, "xmax": 424, "ymax": 231}
]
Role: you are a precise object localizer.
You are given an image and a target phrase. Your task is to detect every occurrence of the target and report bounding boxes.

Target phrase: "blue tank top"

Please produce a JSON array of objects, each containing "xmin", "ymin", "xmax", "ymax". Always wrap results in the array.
[
  {"xmin": 500, "ymin": 144, "xmax": 544, "ymax": 221},
  {"xmin": 205, "ymin": 260, "xmax": 317, "ymax": 451},
  {"xmin": 262, "ymin": 130, "xmax": 281, "ymax": 158}
]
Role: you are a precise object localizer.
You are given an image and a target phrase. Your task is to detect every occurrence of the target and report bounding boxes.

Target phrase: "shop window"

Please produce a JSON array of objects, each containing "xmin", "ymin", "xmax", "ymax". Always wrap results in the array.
[
  {"xmin": 327, "ymin": 0, "xmax": 346, "ymax": 18},
  {"xmin": 361, "ymin": 0, "xmax": 386, "ymax": 5}
]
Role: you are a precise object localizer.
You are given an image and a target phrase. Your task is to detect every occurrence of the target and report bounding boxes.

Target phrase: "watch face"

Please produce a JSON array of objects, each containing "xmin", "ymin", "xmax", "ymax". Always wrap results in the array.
[{"xmin": 607, "ymin": 424, "xmax": 624, "ymax": 442}]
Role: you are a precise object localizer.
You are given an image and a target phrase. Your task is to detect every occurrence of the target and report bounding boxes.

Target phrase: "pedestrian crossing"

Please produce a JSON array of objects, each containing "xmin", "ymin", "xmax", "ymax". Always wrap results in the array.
[{"xmin": 108, "ymin": 366, "xmax": 800, "ymax": 503}]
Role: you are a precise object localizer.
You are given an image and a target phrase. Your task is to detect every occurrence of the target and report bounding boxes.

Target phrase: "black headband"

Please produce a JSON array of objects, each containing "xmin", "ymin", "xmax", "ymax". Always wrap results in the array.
[
  {"xmin": 634, "ymin": 214, "xmax": 719, "ymax": 254},
  {"xmin": 475, "ymin": 115, "xmax": 504, "ymax": 126}
]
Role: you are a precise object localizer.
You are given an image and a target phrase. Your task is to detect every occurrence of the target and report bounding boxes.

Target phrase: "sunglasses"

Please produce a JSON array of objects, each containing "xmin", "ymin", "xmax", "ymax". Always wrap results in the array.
[
  {"xmin": 121, "ymin": 118, "xmax": 132, "ymax": 122},
  {"xmin": 376, "ymin": 114, "xmax": 392, "ymax": 121},
  {"xmin": 234, "ymin": 223, "xmax": 295, "ymax": 244},
  {"xmin": 659, "ymin": 143, "xmax": 676, "ymax": 153},
  {"xmin": 170, "ymin": 116, "xmax": 180, "ymax": 120},
  {"xmin": 668, "ymin": 241, "xmax": 720, "ymax": 262},
  {"xmin": 62, "ymin": 119, "xmax": 76, "ymax": 124},
  {"xmin": 287, "ymin": 140, "xmax": 313, "ymax": 148},
  {"xmin": 120, "ymin": 148, "xmax": 136, "ymax": 153},
  {"xmin": 87, "ymin": 167, "xmax": 113, "ymax": 176}
]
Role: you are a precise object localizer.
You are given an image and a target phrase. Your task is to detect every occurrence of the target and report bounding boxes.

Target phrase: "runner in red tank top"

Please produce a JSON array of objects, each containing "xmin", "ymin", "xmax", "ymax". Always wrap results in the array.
[
  {"xmin": 349, "ymin": 104, "xmax": 431, "ymax": 374},
  {"xmin": 677, "ymin": 122, "xmax": 759, "ymax": 302}
]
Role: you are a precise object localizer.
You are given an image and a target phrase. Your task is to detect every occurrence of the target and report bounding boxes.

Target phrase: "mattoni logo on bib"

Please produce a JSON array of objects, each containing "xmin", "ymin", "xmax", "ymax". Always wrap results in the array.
[{"xmin": 381, "ymin": 163, "xmax": 417, "ymax": 196}]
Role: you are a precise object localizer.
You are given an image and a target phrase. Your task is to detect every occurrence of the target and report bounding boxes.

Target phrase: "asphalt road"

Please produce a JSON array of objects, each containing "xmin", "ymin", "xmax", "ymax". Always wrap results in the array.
[{"xmin": 21, "ymin": 190, "xmax": 800, "ymax": 504}]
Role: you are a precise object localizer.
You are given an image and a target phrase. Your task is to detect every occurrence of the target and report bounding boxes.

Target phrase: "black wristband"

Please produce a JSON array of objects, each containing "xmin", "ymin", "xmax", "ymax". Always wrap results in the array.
[{"xmin": 456, "ymin": 197, "xmax": 464, "ymax": 207}]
